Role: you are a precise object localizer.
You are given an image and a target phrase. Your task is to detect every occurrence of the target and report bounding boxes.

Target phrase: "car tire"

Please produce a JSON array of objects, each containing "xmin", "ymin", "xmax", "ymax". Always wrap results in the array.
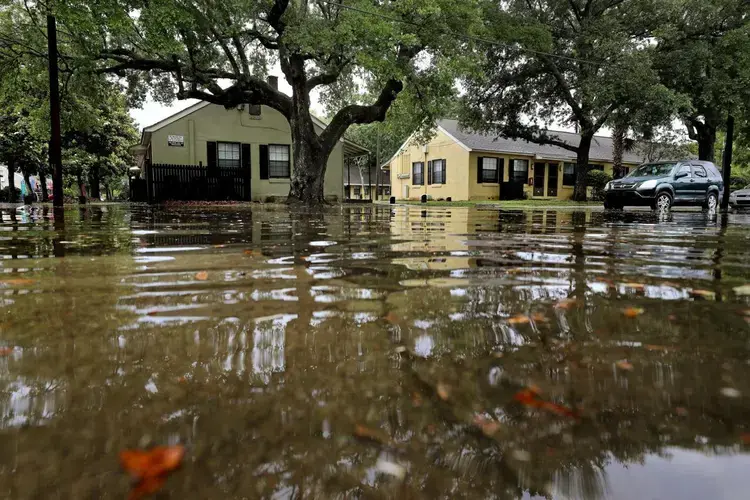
[
  {"xmin": 703, "ymin": 192, "xmax": 718, "ymax": 211},
  {"xmin": 652, "ymin": 192, "xmax": 672, "ymax": 211}
]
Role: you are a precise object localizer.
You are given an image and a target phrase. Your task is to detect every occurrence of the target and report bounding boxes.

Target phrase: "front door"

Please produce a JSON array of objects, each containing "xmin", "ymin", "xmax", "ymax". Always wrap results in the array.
[
  {"xmin": 534, "ymin": 163, "xmax": 546, "ymax": 197},
  {"xmin": 672, "ymin": 164, "xmax": 694, "ymax": 202},
  {"xmin": 547, "ymin": 163, "xmax": 559, "ymax": 197}
]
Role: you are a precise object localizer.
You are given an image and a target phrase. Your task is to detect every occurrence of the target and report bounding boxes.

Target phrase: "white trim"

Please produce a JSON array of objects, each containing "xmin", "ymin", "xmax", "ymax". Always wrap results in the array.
[
  {"xmin": 436, "ymin": 124, "xmax": 472, "ymax": 152},
  {"xmin": 380, "ymin": 129, "xmax": 419, "ymax": 169}
]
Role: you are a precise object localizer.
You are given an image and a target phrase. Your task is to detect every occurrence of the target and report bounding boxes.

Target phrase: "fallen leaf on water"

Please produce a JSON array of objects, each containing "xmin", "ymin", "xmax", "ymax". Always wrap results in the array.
[
  {"xmin": 668, "ymin": 314, "xmax": 678, "ymax": 322},
  {"xmin": 354, "ymin": 424, "xmax": 393, "ymax": 446},
  {"xmin": 120, "ymin": 445, "xmax": 185, "ymax": 498},
  {"xmin": 244, "ymin": 249, "xmax": 261, "ymax": 257},
  {"xmin": 0, "ymin": 347, "xmax": 13, "ymax": 356},
  {"xmin": 176, "ymin": 376, "xmax": 187, "ymax": 384},
  {"xmin": 734, "ymin": 285, "xmax": 750, "ymax": 296},
  {"xmin": 385, "ymin": 312, "xmax": 400, "ymax": 325},
  {"xmin": 194, "ymin": 271, "xmax": 208, "ymax": 281},
  {"xmin": 689, "ymin": 289, "xmax": 716, "ymax": 300},
  {"xmin": 514, "ymin": 389, "xmax": 578, "ymax": 419},
  {"xmin": 644, "ymin": 344, "xmax": 674, "ymax": 352},
  {"xmin": 507, "ymin": 315, "xmax": 530, "ymax": 325},
  {"xmin": 375, "ymin": 457, "xmax": 406, "ymax": 480},
  {"xmin": 741, "ymin": 433, "xmax": 750, "ymax": 445},
  {"xmin": 436, "ymin": 383, "xmax": 451, "ymax": 401},
  {"xmin": 554, "ymin": 298, "xmax": 579, "ymax": 310},
  {"xmin": 675, "ymin": 407, "xmax": 689, "ymax": 417},
  {"xmin": 615, "ymin": 360, "xmax": 634, "ymax": 371},
  {"xmin": 473, "ymin": 415, "xmax": 501, "ymax": 437},
  {"xmin": 212, "ymin": 244, "xmax": 226, "ymax": 249},
  {"xmin": 622, "ymin": 307, "xmax": 644, "ymax": 318},
  {"xmin": 1, "ymin": 278, "xmax": 35, "ymax": 286},
  {"xmin": 720, "ymin": 387, "xmax": 741, "ymax": 398},
  {"xmin": 531, "ymin": 312, "xmax": 550, "ymax": 323}
]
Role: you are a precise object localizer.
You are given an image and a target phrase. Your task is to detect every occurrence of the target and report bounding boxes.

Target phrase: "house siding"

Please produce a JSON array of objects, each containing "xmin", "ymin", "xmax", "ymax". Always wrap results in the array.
[{"xmin": 148, "ymin": 104, "xmax": 343, "ymax": 201}]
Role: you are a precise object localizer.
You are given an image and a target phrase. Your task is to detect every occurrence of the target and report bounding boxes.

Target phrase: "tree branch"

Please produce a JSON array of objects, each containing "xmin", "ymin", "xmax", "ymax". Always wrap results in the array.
[
  {"xmin": 539, "ymin": 54, "xmax": 588, "ymax": 126},
  {"xmin": 266, "ymin": 0, "xmax": 290, "ymax": 35}
]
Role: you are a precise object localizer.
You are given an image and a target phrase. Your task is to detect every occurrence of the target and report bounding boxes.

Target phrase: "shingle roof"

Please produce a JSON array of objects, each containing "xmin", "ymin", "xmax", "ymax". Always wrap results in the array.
[
  {"xmin": 438, "ymin": 119, "xmax": 647, "ymax": 165},
  {"xmin": 345, "ymin": 164, "xmax": 390, "ymax": 186}
]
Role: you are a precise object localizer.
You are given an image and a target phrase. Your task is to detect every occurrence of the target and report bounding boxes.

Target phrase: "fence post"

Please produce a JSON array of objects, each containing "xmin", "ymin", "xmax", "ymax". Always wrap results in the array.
[{"xmin": 146, "ymin": 158, "xmax": 153, "ymax": 204}]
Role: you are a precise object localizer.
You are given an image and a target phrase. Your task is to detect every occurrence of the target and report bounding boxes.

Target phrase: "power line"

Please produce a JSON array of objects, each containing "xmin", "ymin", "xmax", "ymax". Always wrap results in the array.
[{"xmin": 316, "ymin": 0, "xmax": 604, "ymax": 66}]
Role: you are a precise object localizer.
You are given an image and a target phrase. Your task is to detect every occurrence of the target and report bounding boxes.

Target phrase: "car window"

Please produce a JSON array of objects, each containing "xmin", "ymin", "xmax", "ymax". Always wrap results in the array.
[
  {"xmin": 692, "ymin": 165, "xmax": 708, "ymax": 178},
  {"xmin": 676, "ymin": 165, "xmax": 692, "ymax": 178}
]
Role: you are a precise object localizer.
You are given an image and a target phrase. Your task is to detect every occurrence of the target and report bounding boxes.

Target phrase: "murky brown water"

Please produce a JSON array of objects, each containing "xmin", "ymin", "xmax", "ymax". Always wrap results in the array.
[{"xmin": 1, "ymin": 204, "xmax": 750, "ymax": 499}]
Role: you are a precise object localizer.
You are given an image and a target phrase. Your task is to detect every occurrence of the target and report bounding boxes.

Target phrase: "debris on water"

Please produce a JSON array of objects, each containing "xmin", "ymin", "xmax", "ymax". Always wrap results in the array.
[
  {"xmin": 436, "ymin": 383, "xmax": 451, "ymax": 401},
  {"xmin": 375, "ymin": 457, "xmax": 406, "ymax": 480},
  {"xmin": 511, "ymin": 449, "xmax": 532, "ymax": 462},
  {"xmin": 411, "ymin": 392, "xmax": 423, "ymax": 407},
  {"xmin": 513, "ymin": 388, "xmax": 578, "ymax": 419},
  {"xmin": 623, "ymin": 307, "xmax": 644, "ymax": 318},
  {"xmin": 531, "ymin": 312, "xmax": 550, "ymax": 323},
  {"xmin": 354, "ymin": 424, "xmax": 394, "ymax": 447},
  {"xmin": 194, "ymin": 271, "xmax": 209, "ymax": 281},
  {"xmin": 120, "ymin": 445, "xmax": 185, "ymax": 499},
  {"xmin": 507, "ymin": 315, "xmax": 531, "ymax": 325},
  {"xmin": 385, "ymin": 312, "xmax": 400, "ymax": 324},
  {"xmin": 0, "ymin": 278, "xmax": 35, "ymax": 286},
  {"xmin": 720, "ymin": 387, "xmax": 741, "ymax": 398},
  {"xmin": 675, "ymin": 407, "xmax": 689, "ymax": 417},
  {"xmin": 615, "ymin": 360, "xmax": 634, "ymax": 371},
  {"xmin": 689, "ymin": 289, "xmax": 716, "ymax": 300}
]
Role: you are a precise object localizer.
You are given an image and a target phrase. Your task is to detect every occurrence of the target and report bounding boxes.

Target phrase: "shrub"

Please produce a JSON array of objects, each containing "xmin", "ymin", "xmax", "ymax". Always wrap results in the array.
[
  {"xmin": 0, "ymin": 187, "xmax": 21, "ymax": 202},
  {"xmin": 587, "ymin": 170, "xmax": 613, "ymax": 201}
]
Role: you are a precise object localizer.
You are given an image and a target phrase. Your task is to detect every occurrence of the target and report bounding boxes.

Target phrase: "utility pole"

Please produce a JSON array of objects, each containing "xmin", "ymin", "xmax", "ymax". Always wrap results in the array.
[
  {"xmin": 721, "ymin": 114, "xmax": 734, "ymax": 211},
  {"xmin": 47, "ymin": 14, "xmax": 64, "ymax": 207}
]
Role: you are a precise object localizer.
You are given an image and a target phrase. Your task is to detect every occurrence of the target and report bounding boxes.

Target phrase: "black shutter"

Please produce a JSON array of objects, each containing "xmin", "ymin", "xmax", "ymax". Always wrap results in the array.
[
  {"xmin": 443, "ymin": 160, "xmax": 447, "ymax": 184},
  {"xmin": 259, "ymin": 145, "xmax": 269, "ymax": 179},
  {"xmin": 427, "ymin": 161, "xmax": 432, "ymax": 185},
  {"xmin": 477, "ymin": 157, "xmax": 484, "ymax": 184},
  {"xmin": 498, "ymin": 158, "xmax": 505, "ymax": 183},
  {"xmin": 241, "ymin": 144, "xmax": 251, "ymax": 170},
  {"xmin": 207, "ymin": 142, "xmax": 217, "ymax": 168}
]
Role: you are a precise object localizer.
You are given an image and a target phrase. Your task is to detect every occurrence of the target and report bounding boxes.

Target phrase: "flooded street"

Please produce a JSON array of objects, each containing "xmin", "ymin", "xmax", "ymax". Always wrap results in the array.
[{"xmin": 1, "ymin": 203, "xmax": 750, "ymax": 499}]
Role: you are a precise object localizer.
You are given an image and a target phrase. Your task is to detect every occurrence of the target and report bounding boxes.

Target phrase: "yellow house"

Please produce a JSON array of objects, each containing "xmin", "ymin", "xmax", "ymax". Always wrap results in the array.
[
  {"xmin": 387, "ymin": 119, "xmax": 645, "ymax": 201},
  {"xmin": 133, "ymin": 100, "xmax": 368, "ymax": 202}
]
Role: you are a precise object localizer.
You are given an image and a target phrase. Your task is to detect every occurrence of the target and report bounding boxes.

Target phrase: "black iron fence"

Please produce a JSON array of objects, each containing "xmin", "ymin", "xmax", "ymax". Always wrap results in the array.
[{"xmin": 148, "ymin": 163, "xmax": 250, "ymax": 202}]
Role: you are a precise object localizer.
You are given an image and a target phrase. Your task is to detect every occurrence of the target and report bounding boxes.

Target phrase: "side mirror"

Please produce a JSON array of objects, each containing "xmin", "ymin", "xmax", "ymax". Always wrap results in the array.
[{"xmin": 675, "ymin": 171, "xmax": 689, "ymax": 179}]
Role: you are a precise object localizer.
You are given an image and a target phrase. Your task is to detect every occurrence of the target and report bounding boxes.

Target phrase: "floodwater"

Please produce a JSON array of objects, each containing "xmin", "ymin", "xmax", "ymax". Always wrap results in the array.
[{"xmin": 1, "ymin": 204, "xmax": 750, "ymax": 500}]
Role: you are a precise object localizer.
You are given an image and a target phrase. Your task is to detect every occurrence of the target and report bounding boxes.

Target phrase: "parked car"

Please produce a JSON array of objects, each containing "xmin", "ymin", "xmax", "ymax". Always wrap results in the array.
[
  {"xmin": 603, "ymin": 160, "xmax": 723, "ymax": 211},
  {"xmin": 729, "ymin": 185, "xmax": 750, "ymax": 210}
]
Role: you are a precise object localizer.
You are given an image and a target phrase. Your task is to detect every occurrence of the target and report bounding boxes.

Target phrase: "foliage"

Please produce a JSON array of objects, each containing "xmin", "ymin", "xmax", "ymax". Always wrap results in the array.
[
  {"xmin": 4, "ymin": 0, "xmax": 485, "ymax": 204},
  {"xmin": 654, "ymin": 0, "xmax": 750, "ymax": 161},
  {"xmin": 461, "ymin": 0, "xmax": 680, "ymax": 201},
  {"xmin": 587, "ymin": 170, "xmax": 612, "ymax": 201},
  {"xmin": 636, "ymin": 129, "xmax": 694, "ymax": 162}
]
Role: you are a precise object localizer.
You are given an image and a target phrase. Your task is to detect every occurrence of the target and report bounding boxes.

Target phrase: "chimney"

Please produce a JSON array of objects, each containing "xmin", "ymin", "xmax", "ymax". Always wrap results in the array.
[{"xmin": 267, "ymin": 76, "xmax": 278, "ymax": 90}]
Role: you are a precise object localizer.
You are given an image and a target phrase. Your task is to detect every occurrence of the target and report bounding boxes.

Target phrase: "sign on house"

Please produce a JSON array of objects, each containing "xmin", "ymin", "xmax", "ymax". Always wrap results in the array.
[{"xmin": 168, "ymin": 135, "xmax": 185, "ymax": 147}]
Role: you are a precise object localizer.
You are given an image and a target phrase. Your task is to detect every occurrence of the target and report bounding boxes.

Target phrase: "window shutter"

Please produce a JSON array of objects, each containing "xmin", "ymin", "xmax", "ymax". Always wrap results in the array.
[
  {"xmin": 259, "ymin": 145, "xmax": 269, "ymax": 179},
  {"xmin": 207, "ymin": 142, "xmax": 217, "ymax": 168},
  {"xmin": 427, "ymin": 161, "xmax": 432, "ymax": 185},
  {"xmin": 241, "ymin": 144, "xmax": 251, "ymax": 170},
  {"xmin": 443, "ymin": 160, "xmax": 447, "ymax": 184},
  {"xmin": 498, "ymin": 158, "xmax": 505, "ymax": 183},
  {"xmin": 477, "ymin": 157, "xmax": 484, "ymax": 184}
]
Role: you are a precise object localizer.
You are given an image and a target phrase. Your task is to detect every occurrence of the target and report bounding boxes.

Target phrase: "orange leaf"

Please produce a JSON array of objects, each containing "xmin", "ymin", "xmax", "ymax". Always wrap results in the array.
[
  {"xmin": 622, "ymin": 307, "xmax": 644, "ymax": 318},
  {"xmin": 385, "ymin": 312, "xmax": 400, "ymax": 325},
  {"xmin": 354, "ymin": 424, "xmax": 393, "ymax": 446},
  {"xmin": 507, "ymin": 315, "xmax": 530, "ymax": 325},
  {"xmin": 436, "ymin": 383, "xmax": 451, "ymax": 401},
  {"xmin": 1, "ymin": 278, "xmax": 35, "ymax": 286},
  {"xmin": 615, "ymin": 360, "xmax": 634, "ymax": 371},
  {"xmin": 531, "ymin": 312, "xmax": 549, "ymax": 323},
  {"xmin": 741, "ymin": 433, "xmax": 750, "ymax": 445},
  {"xmin": 473, "ymin": 415, "xmax": 501, "ymax": 437},
  {"xmin": 244, "ymin": 249, "xmax": 261, "ymax": 256},
  {"xmin": 194, "ymin": 271, "xmax": 208, "ymax": 281},
  {"xmin": 0, "ymin": 346, "xmax": 13, "ymax": 356},
  {"xmin": 128, "ymin": 476, "xmax": 166, "ymax": 500},
  {"xmin": 689, "ymin": 289, "xmax": 716, "ymax": 300},
  {"xmin": 176, "ymin": 376, "xmax": 187, "ymax": 384},
  {"xmin": 120, "ymin": 446, "xmax": 185, "ymax": 480},
  {"xmin": 554, "ymin": 298, "xmax": 578, "ymax": 310}
]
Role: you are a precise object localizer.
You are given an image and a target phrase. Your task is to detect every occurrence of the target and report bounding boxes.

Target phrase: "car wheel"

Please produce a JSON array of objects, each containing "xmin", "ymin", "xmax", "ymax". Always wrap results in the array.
[
  {"xmin": 652, "ymin": 192, "xmax": 672, "ymax": 211},
  {"xmin": 704, "ymin": 192, "xmax": 718, "ymax": 211}
]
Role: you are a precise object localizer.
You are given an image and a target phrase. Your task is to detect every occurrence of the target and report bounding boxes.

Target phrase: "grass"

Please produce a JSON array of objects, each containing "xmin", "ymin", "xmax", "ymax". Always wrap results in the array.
[{"xmin": 384, "ymin": 199, "xmax": 602, "ymax": 208}]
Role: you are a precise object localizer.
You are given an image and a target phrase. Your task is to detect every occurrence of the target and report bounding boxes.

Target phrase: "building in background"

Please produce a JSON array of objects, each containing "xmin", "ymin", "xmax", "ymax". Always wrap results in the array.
[
  {"xmin": 344, "ymin": 163, "xmax": 390, "ymax": 201},
  {"xmin": 387, "ymin": 119, "xmax": 647, "ymax": 201}
]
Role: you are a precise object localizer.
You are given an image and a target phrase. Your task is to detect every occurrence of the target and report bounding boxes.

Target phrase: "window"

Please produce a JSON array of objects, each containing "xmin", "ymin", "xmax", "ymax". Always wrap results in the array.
[
  {"xmin": 563, "ymin": 163, "xmax": 576, "ymax": 186},
  {"xmin": 218, "ymin": 142, "xmax": 241, "ymax": 169},
  {"xmin": 589, "ymin": 164, "xmax": 604, "ymax": 171},
  {"xmin": 693, "ymin": 165, "xmax": 708, "ymax": 178},
  {"xmin": 353, "ymin": 186, "xmax": 361, "ymax": 198},
  {"xmin": 268, "ymin": 145, "xmax": 290, "ymax": 178},
  {"xmin": 248, "ymin": 104, "xmax": 261, "ymax": 116},
  {"xmin": 676, "ymin": 164, "xmax": 692, "ymax": 178},
  {"xmin": 412, "ymin": 162, "xmax": 424, "ymax": 185},
  {"xmin": 481, "ymin": 158, "xmax": 499, "ymax": 183},
  {"xmin": 364, "ymin": 186, "xmax": 371, "ymax": 198},
  {"xmin": 511, "ymin": 159, "xmax": 529, "ymax": 183},
  {"xmin": 430, "ymin": 159, "xmax": 446, "ymax": 184}
]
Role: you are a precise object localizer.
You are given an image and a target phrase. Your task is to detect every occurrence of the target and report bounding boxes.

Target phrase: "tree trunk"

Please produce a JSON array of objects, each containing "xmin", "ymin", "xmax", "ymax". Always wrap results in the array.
[
  {"xmin": 7, "ymin": 161, "xmax": 17, "ymax": 203},
  {"xmin": 572, "ymin": 133, "xmax": 593, "ymax": 201},
  {"xmin": 77, "ymin": 172, "xmax": 87, "ymax": 204},
  {"xmin": 697, "ymin": 125, "xmax": 717, "ymax": 162},
  {"xmin": 613, "ymin": 122, "xmax": 626, "ymax": 179},
  {"xmin": 22, "ymin": 171, "xmax": 34, "ymax": 204},
  {"xmin": 39, "ymin": 169, "xmax": 49, "ymax": 202},
  {"xmin": 287, "ymin": 134, "xmax": 328, "ymax": 205},
  {"xmin": 89, "ymin": 165, "xmax": 101, "ymax": 200}
]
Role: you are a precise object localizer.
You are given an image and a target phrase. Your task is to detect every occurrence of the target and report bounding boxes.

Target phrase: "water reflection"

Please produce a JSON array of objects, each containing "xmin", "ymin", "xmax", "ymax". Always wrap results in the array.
[{"xmin": 0, "ymin": 204, "xmax": 749, "ymax": 498}]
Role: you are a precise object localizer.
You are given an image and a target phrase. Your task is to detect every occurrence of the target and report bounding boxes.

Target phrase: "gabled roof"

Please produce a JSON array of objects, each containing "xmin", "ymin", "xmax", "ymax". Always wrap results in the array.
[
  {"xmin": 383, "ymin": 119, "xmax": 649, "ymax": 166},
  {"xmin": 140, "ymin": 101, "xmax": 369, "ymax": 156},
  {"xmin": 438, "ymin": 119, "xmax": 647, "ymax": 164}
]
